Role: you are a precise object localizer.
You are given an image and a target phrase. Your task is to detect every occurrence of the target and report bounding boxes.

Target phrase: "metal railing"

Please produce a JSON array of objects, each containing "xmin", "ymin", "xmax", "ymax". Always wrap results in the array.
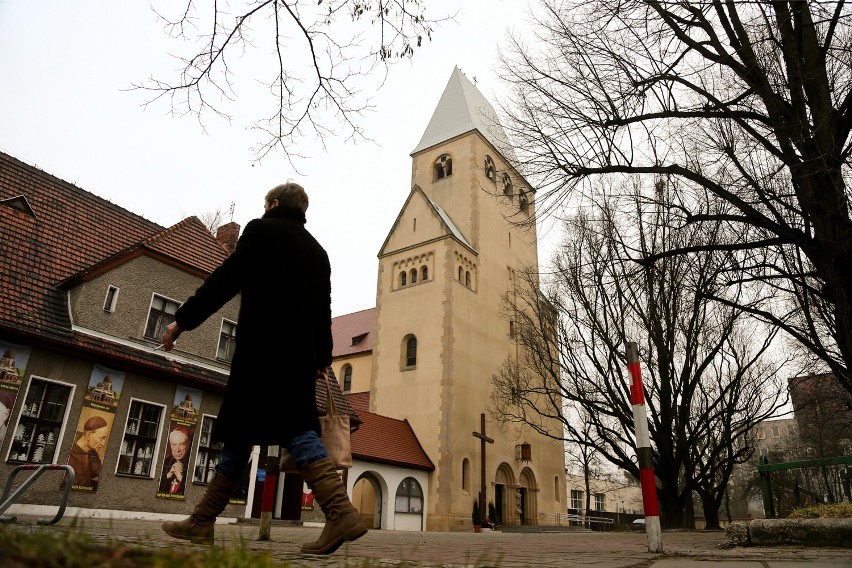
[
  {"xmin": 758, "ymin": 454, "xmax": 852, "ymax": 518},
  {"xmin": 0, "ymin": 464, "xmax": 75, "ymax": 525}
]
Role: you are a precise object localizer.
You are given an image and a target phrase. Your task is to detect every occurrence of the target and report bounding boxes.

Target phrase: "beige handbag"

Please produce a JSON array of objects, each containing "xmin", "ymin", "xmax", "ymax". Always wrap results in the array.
[{"xmin": 281, "ymin": 371, "xmax": 352, "ymax": 472}]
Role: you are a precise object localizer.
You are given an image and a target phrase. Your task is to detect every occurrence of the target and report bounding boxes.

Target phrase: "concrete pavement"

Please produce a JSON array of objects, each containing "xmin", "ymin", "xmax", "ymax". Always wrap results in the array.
[{"xmin": 2, "ymin": 516, "xmax": 850, "ymax": 567}]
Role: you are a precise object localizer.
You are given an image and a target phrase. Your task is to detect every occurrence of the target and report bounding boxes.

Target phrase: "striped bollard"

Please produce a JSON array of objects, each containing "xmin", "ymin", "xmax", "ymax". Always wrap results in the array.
[
  {"xmin": 258, "ymin": 445, "xmax": 280, "ymax": 541},
  {"xmin": 626, "ymin": 342, "xmax": 663, "ymax": 553}
]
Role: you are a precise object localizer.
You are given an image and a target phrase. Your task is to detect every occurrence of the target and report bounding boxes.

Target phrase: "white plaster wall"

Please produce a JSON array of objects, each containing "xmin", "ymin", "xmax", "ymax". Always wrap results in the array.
[{"xmin": 348, "ymin": 460, "xmax": 430, "ymax": 531}]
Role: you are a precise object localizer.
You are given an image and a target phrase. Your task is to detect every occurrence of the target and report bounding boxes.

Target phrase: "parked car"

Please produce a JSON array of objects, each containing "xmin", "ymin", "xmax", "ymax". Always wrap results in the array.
[{"xmin": 631, "ymin": 518, "xmax": 646, "ymax": 532}]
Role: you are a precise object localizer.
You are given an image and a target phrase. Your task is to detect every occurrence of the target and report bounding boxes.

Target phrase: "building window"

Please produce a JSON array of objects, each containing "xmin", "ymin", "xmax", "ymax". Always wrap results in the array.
[
  {"xmin": 501, "ymin": 173, "xmax": 513, "ymax": 197},
  {"xmin": 217, "ymin": 320, "xmax": 237, "ymax": 362},
  {"xmin": 772, "ymin": 426, "xmax": 781, "ymax": 438},
  {"xmin": 484, "ymin": 155, "xmax": 496, "ymax": 181},
  {"xmin": 594, "ymin": 493, "xmax": 606, "ymax": 512},
  {"xmin": 570, "ymin": 489, "xmax": 583, "ymax": 511},
  {"xmin": 6, "ymin": 378, "xmax": 73, "ymax": 464},
  {"xmin": 462, "ymin": 458, "xmax": 471, "ymax": 493},
  {"xmin": 410, "ymin": 269, "xmax": 417, "ymax": 284},
  {"xmin": 434, "ymin": 154, "xmax": 453, "ymax": 180},
  {"xmin": 519, "ymin": 189, "xmax": 529, "ymax": 212},
  {"xmin": 756, "ymin": 429, "xmax": 765, "ymax": 440},
  {"xmin": 403, "ymin": 335, "xmax": 417, "ymax": 368},
  {"xmin": 193, "ymin": 415, "xmax": 223, "ymax": 484},
  {"xmin": 554, "ymin": 476, "xmax": 561, "ymax": 503},
  {"xmin": 395, "ymin": 477, "xmax": 424, "ymax": 513},
  {"xmin": 116, "ymin": 399, "xmax": 164, "ymax": 477},
  {"xmin": 509, "ymin": 320, "xmax": 516, "ymax": 339},
  {"xmin": 400, "ymin": 272, "xmax": 407, "ymax": 286},
  {"xmin": 103, "ymin": 285, "xmax": 119, "ymax": 313},
  {"xmin": 144, "ymin": 294, "xmax": 181, "ymax": 341},
  {"xmin": 342, "ymin": 365, "xmax": 353, "ymax": 392},
  {"xmin": 465, "ymin": 271, "xmax": 471, "ymax": 288},
  {"xmin": 458, "ymin": 266, "xmax": 463, "ymax": 281},
  {"xmin": 421, "ymin": 266, "xmax": 428, "ymax": 281}
]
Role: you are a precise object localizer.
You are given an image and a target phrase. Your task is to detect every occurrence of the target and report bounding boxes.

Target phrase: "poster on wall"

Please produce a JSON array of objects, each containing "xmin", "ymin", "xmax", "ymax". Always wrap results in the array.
[
  {"xmin": 0, "ymin": 340, "xmax": 32, "ymax": 448},
  {"xmin": 62, "ymin": 365, "xmax": 125, "ymax": 491},
  {"xmin": 156, "ymin": 385, "xmax": 202, "ymax": 500}
]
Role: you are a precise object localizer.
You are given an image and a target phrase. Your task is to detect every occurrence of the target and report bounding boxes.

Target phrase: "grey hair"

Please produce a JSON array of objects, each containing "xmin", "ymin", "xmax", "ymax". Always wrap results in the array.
[{"xmin": 266, "ymin": 182, "xmax": 309, "ymax": 213}]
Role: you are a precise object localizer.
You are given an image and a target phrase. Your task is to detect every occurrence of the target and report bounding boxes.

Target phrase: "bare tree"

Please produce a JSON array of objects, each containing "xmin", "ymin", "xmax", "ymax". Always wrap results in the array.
[
  {"xmin": 498, "ymin": 0, "xmax": 852, "ymax": 396},
  {"xmin": 136, "ymin": 1, "xmax": 451, "ymax": 161},
  {"xmin": 491, "ymin": 187, "xmax": 788, "ymax": 528}
]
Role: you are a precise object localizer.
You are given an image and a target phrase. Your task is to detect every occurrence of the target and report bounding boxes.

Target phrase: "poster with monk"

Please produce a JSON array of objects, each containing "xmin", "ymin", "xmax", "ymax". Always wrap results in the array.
[
  {"xmin": 156, "ymin": 385, "xmax": 202, "ymax": 500},
  {"xmin": 0, "ymin": 340, "xmax": 31, "ymax": 448},
  {"xmin": 62, "ymin": 365, "xmax": 124, "ymax": 491}
]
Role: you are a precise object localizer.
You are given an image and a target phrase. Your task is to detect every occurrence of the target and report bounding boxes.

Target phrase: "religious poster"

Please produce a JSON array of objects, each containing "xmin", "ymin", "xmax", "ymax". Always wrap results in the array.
[
  {"xmin": 0, "ymin": 340, "xmax": 31, "ymax": 448},
  {"xmin": 62, "ymin": 365, "xmax": 124, "ymax": 491},
  {"xmin": 156, "ymin": 385, "xmax": 202, "ymax": 500}
]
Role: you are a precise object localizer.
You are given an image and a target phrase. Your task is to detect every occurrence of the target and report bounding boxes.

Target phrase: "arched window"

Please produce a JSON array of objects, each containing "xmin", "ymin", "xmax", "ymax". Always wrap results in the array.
[
  {"xmin": 554, "ymin": 476, "xmax": 561, "ymax": 503},
  {"xmin": 421, "ymin": 266, "xmax": 428, "ymax": 281},
  {"xmin": 484, "ymin": 155, "xmax": 496, "ymax": 181},
  {"xmin": 405, "ymin": 336, "xmax": 417, "ymax": 367},
  {"xmin": 462, "ymin": 458, "xmax": 471, "ymax": 493},
  {"xmin": 342, "ymin": 365, "xmax": 352, "ymax": 392},
  {"xmin": 501, "ymin": 172, "xmax": 514, "ymax": 197},
  {"xmin": 458, "ymin": 266, "xmax": 463, "ymax": 281},
  {"xmin": 465, "ymin": 271, "xmax": 471, "ymax": 287},
  {"xmin": 395, "ymin": 477, "xmax": 424, "ymax": 513},
  {"xmin": 434, "ymin": 154, "xmax": 453, "ymax": 180},
  {"xmin": 519, "ymin": 189, "xmax": 529, "ymax": 212},
  {"xmin": 400, "ymin": 271, "xmax": 407, "ymax": 286},
  {"xmin": 410, "ymin": 269, "xmax": 417, "ymax": 284}
]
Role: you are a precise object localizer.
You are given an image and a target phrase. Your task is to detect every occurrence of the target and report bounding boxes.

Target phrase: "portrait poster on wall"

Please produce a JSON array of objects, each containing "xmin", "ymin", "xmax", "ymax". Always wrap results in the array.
[
  {"xmin": 156, "ymin": 385, "xmax": 202, "ymax": 500},
  {"xmin": 0, "ymin": 340, "xmax": 32, "ymax": 448},
  {"xmin": 61, "ymin": 365, "xmax": 124, "ymax": 491}
]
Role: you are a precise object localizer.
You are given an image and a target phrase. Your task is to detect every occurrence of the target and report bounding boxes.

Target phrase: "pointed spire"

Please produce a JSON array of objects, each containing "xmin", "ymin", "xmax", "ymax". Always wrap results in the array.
[{"xmin": 411, "ymin": 66, "xmax": 515, "ymax": 162}]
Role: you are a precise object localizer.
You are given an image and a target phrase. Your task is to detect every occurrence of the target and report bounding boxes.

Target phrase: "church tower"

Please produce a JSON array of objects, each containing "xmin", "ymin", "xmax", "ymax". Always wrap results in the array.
[{"xmin": 370, "ymin": 67, "xmax": 567, "ymax": 531}]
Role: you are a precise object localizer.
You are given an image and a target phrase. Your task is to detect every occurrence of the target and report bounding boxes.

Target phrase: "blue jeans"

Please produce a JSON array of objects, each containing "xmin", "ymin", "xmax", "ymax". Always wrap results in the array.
[{"xmin": 214, "ymin": 430, "xmax": 329, "ymax": 479}]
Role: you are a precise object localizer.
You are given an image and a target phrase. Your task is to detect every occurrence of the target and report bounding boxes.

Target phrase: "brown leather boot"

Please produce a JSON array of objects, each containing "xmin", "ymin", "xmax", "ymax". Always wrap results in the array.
[
  {"xmin": 300, "ymin": 457, "xmax": 367, "ymax": 554},
  {"xmin": 162, "ymin": 473, "xmax": 238, "ymax": 545}
]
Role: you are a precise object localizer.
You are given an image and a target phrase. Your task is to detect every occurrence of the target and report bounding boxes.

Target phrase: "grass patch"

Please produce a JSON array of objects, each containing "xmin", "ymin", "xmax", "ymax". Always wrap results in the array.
[
  {"xmin": 787, "ymin": 503, "xmax": 852, "ymax": 519},
  {"xmin": 0, "ymin": 528, "xmax": 284, "ymax": 567}
]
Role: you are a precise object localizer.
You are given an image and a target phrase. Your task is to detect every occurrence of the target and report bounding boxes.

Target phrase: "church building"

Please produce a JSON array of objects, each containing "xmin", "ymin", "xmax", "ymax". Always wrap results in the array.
[{"xmin": 332, "ymin": 67, "xmax": 567, "ymax": 531}]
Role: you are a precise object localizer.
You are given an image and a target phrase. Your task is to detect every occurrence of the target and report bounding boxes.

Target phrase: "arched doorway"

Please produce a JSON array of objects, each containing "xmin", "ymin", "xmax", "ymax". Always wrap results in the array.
[
  {"xmin": 353, "ymin": 472, "xmax": 383, "ymax": 529},
  {"xmin": 518, "ymin": 467, "xmax": 539, "ymax": 526},
  {"xmin": 494, "ymin": 462, "xmax": 516, "ymax": 526}
]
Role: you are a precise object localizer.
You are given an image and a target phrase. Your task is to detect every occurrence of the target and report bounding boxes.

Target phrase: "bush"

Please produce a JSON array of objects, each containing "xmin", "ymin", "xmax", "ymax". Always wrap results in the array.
[
  {"xmin": 472, "ymin": 498, "xmax": 483, "ymax": 526},
  {"xmin": 788, "ymin": 503, "xmax": 852, "ymax": 519}
]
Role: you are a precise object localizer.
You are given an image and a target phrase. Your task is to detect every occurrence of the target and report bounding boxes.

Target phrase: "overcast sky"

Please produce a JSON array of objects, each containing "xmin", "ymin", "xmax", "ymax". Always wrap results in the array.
[{"xmin": 0, "ymin": 1, "xmax": 555, "ymax": 318}]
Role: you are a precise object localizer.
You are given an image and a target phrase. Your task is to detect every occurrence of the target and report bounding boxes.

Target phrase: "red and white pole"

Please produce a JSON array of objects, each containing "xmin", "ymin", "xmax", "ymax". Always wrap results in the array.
[{"xmin": 626, "ymin": 342, "xmax": 663, "ymax": 552}]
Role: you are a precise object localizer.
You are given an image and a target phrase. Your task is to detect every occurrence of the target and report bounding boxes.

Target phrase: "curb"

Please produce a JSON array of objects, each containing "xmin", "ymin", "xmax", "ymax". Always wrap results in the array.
[{"xmin": 726, "ymin": 518, "xmax": 852, "ymax": 548}]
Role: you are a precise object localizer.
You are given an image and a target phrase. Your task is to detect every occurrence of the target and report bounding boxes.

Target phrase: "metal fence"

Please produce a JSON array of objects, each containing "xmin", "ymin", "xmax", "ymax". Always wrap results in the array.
[{"xmin": 758, "ymin": 454, "xmax": 852, "ymax": 517}]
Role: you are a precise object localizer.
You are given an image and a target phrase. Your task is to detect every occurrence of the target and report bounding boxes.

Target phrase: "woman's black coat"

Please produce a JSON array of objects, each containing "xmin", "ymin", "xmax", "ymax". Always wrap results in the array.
[{"xmin": 175, "ymin": 206, "xmax": 332, "ymax": 446}]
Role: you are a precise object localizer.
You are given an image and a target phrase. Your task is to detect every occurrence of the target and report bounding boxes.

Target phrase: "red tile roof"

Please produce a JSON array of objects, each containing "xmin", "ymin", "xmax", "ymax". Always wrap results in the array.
[
  {"xmin": 346, "ymin": 391, "xmax": 371, "ymax": 412},
  {"xmin": 349, "ymin": 404, "xmax": 434, "ymax": 471},
  {"xmin": 0, "ymin": 150, "xmax": 360, "ymax": 425},
  {"xmin": 331, "ymin": 308, "xmax": 376, "ymax": 358}
]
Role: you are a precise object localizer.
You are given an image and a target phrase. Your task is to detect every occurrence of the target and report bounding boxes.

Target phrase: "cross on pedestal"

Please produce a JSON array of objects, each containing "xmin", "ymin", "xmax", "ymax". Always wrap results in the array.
[{"xmin": 472, "ymin": 413, "xmax": 493, "ymax": 523}]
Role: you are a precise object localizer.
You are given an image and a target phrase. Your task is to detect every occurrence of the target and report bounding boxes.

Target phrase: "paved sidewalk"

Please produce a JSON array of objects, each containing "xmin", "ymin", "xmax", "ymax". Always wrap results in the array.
[{"xmin": 2, "ymin": 516, "xmax": 851, "ymax": 567}]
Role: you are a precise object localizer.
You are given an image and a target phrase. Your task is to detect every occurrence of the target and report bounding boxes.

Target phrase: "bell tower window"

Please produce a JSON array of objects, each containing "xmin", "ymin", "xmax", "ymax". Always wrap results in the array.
[
  {"xmin": 484, "ymin": 155, "xmax": 496, "ymax": 182},
  {"xmin": 434, "ymin": 154, "xmax": 453, "ymax": 180}
]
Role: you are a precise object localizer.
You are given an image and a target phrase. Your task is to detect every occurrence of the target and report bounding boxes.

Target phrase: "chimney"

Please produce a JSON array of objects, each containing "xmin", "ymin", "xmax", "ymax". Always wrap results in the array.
[{"xmin": 216, "ymin": 221, "xmax": 240, "ymax": 254}]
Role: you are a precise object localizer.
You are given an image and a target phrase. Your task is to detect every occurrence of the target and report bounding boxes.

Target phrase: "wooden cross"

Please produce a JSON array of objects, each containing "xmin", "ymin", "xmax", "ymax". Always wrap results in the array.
[{"xmin": 472, "ymin": 413, "xmax": 493, "ymax": 523}]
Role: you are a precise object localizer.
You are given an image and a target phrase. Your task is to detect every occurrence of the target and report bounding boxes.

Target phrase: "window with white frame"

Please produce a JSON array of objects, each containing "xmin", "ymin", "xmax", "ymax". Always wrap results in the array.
[
  {"xmin": 144, "ymin": 294, "xmax": 181, "ymax": 341},
  {"xmin": 193, "ymin": 414, "xmax": 223, "ymax": 483},
  {"xmin": 103, "ymin": 285, "xmax": 119, "ymax": 313},
  {"xmin": 6, "ymin": 377, "xmax": 73, "ymax": 464},
  {"xmin": 217, "ymin": 320, "xmax": 237, "ymax": 362},
  {"xmin": 116, "ymin": 399, "xmax": 164, "ymax": 477},
  {"xmin": 570, "ymin": 489, "xmax": 583, "ymax": 510},
  {"xmin": 395, "ymin": 477, "xmax": 424, "ymax": 513},
  {"xmin": 594, "ymin": 493, "xmax": 605, "ymax": 511}
]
